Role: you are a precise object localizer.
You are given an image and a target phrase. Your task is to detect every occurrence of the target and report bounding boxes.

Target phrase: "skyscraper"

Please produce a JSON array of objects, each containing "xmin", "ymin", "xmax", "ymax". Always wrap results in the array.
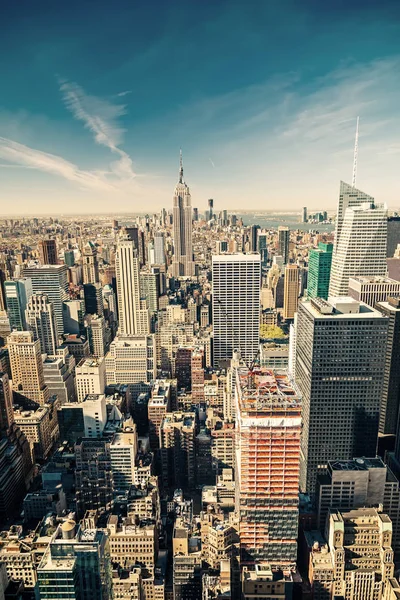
[
  {"xmin": 82, "ymin": 241, "xmax": 99, "ymax": 284},
  {"xmin": 4, "ymin": 278, "xmax": 33, "ymax": 331},
  {"xmin": 329, "ymin": 202, "xmax": 387, "ymax": 297},
  {"xmin": 387, "ymin": 216, "xmax": 400, "ymax": 258},
  {"xmin": 283, "ymin": 264, "xmax": 299, "ymax": 320},
  {"xmin": 8, "ymin": 330, "xmax": 50, "ymax": 405},
  {"xmin": 212, "ymin": 253, "xmax": 260, "ymax": 367},
  {"xmin": 249, "ymin": 225, "xmax": 259, "ymax": 252},
  {"xmin": 257, "ymin": 234, "xmax": 268, "ymax": 269},
  {"xmin": 115, "ymin": 231, "xmax": 149, "ymax": 335},
  {"xmin": 302, "ymin": 207, "xmax": 307, "ymax": 223},
  {"xmin": 334, "ymin": 180, "xmax": 375, "ymax": 244},
  {"xmin": 38, "ymin": 239, "xmax": 57, "ymax": 265},
  {"xmin": 277, "ymin": 226, "xmax": 290, "ymax": 264},
  {"xmin": 235, "ymin": 367, "xmax": 302, "ymax": 568},
  {"xmin": 23, "ymin": 265, "xmax": 69, "ymax": 337},
  {"xmin": 307, "ymin": 242, "xmax": 333, "ymax": 300},
  {"xmin": 25, "ymin": 293, "xmax": 58, "ymax": 355},
  {"xmin": 172, "ymin": 151, "xmax": 194, "ymax": 278},
  {"xmin": 153, "ymin": 231, "xmax": 166, "ymax": 265},
  {"xmin": 295, "ymin": 297, "xmax": 388, "ymax": 496}
]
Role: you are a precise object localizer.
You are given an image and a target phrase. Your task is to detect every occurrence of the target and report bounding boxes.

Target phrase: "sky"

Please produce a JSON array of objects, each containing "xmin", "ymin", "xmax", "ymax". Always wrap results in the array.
[{"xmin": 1, "ymin": 0, "xmax": 400, "ymax": 215}]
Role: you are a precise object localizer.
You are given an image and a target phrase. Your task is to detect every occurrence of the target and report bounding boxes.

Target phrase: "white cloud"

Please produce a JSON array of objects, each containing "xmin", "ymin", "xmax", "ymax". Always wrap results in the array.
[
  {"xmin": 0, "ymin": 136, "xmax": 115, "ymax": 191},
  {"xmin": 60, "ymin": 80, "xmax": 136, "ymax": 180}
]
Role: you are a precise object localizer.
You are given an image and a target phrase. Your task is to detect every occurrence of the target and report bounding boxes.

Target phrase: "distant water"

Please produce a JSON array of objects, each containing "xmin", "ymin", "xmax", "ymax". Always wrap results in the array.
[{"xmin": 240, "ymin": 212, "xmax": 335, "ymax": 233}]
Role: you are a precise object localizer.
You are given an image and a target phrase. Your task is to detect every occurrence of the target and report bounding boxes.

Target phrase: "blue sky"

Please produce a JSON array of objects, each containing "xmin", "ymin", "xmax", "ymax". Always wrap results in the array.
[{"xmin": 1, "ymin": 0, "xmax": 400, "ymax": 214}]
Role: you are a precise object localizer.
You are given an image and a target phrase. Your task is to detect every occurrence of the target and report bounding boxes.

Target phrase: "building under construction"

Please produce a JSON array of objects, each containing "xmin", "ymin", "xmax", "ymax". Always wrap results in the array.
[{"xmin": 235, "ymin": 367, "xmax": 302, "ymax": 570}]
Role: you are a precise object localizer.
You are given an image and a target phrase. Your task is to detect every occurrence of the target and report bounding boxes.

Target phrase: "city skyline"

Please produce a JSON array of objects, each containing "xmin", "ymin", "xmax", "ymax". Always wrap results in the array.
[{"xmin": 1, "ymin": 0, "xmax": 400, "ymax": 214}]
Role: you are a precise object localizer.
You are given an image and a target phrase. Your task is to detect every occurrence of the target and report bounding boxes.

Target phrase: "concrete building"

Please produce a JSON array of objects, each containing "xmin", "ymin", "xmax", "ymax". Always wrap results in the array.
[
  {"xmin": 13, "ymin": 401, "xmax": 59, "ymax": 462},
  {"xmin": 154, "ymin": 231, "xmax": 166, "ymax": 266},
  {"xmin": 376, "ymin": 298, "xmax": 400, "ymax": 436},
  {"xmin": 348, "ymin": 276, "xmax": 400, "ymax": 307},
  {"xmin": 235, "ymin": 367, "xmax": 301, "ymax": 569},
  {"xmin": 116, "ymin": 231, "xmax": 150, "ymax": 336},
  {"xmin": 25, "ymin": 293, "xmax": 58, "ymax": 355},
  {"xmin": 107, "ymin": 514, "xmax": 158, "ymax": 577},
  {"xmin": 62, "ymin": 298, "xmax": 85, "ymax": 335},
  {"xmin": 82, "ymin": 241, "xmax": 99, "ymax": 284},
  {"xmin": 283, "ymin": 264, "xmax": 299, "ymax": 320},
  {"xmin": 212, "ymin": 253, "xmax": 260, "ymax": 367},
  {"xmin": 42, "ymin": 353, "xmax": 76, "ymax": 404},
  {"xmin": 160, "ymin": 412, "xmax": 196, "ymax": 490},
  {"xmin": 295, "ymin": 297, "xmax": 388, "ymax": 496},
  {"xmin": 8, "ymin": 330, "xmax": 50, "ymax": 405},
  {"xmin": 110, "ymin": 426, "xmax": 138, "ymax": 492},
  {"xmin": 387, "ymin": 216, "xmax": 400, "ymax": 258},
  {"xmin": 75, "ymin": 357, "xmax": 106, "ymax": 402},
  {"xmin": 148, "ymin": 380, "xmax": 171, "ymax": 449},
  {"xmin": 75, "ymin": 438, "xmax": 113, "ymax": 515},
  {"xmin": 23, "ymin": 265, "xmax": 69, "ymax": 337},
  {"xmin": 329, "ymin": 202, "xmax": 387, "ymax": 297},
  {"xmin": 172, "ymin": 151, "xmax": 195, "ymax": 278},
  {"xmin": 89, "ymin": 314, "xmax": 107, "ymax": 357},
  {"xmin": 242, "ymin": 563, "xmax": 291, "ymax": 600},
  {"xmin": 105, "ymin": 335, "xmax": 156, "ymax": 399}
]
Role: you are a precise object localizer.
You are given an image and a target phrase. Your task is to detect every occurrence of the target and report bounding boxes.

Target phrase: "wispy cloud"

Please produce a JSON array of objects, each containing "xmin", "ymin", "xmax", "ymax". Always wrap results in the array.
[
  {"xmin": 59, "ymin": 80, "xmax": 135, "ymax": 179},
  {"xmin": 209, "ymin": 158, "xmax": 215, "ymax": 168},
  {"xmin": 0, "ymin": 137, "xmax": 115, "ymax": 191}
]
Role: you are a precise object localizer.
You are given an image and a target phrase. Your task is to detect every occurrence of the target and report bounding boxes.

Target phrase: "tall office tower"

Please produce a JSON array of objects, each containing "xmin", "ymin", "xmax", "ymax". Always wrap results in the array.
[
  {"xmin": 140, "ymin": 272, "xmax": 159, "ymax": 315},
  {"xmin": 75, "ymin": 357, "xmax": 106, "ymax": 402},
  {"xmin": 235, "ymin": 367, "xmax": 302, "ymax": 568},
  {"xmin": 283, "ymin": 264, "xmax": 299, "ymax": 320},
  {"xmin": 82, "ymin": 241, "xmax": 99, "ymax": 284},
  {"xmin": 0, "ymin": 372, "xmax": 13, "ymax": 434},
  {"xmin": 25, "ymin": 294, "xmax": 58, "ymax": 355},
  {"xmin": 387, "ymin": 216, "xmax": 400, "ymax": 257},
  {"xmin": 89, "ymin": 314, "xmax": 107, "ymax": 358},
  {"xmin": 278, "ymin": 226, "xmax": 290, "ymax": 264},
  {"xmin": 43, "ymin": 354, "xmax": 76, "ymax": 404},
  {"xmin": 334, "ymin": 180, "xmax": 375, "ymax": 245},
  {"xmin": 329, "ymin": 203, "xmax": 388, "ymax": 297},
  {"xmin": 63, "ymin": 299, "xmax": 85, "ymax": 335},
  {"xmin": 36, "ymin": 520, "xmax": 113, "ymax": 600},
  {"xmin": 115, "ymin": 231, "xmax": 149, "ymax": 335},
  {"xmin": 38, "ymin": 239, "xmax": 57, "ymax": 265},
  {"xmin": 296, "ymin": 297, "xmax": 388, "ymax": 496},
  {"xmin": 160, "ymin": 411, "xmax": 196, "ymax": 489},
  {"xmin": 208, "ymin": 198, "xmax": 214, "ymax": 220},
  {"xmin": 105, "ymin": 335, "xmax": 156, "ymax": 398},
  {"xmin": 257, "ymin": 233, "xmax": 268, "ymax": 269},
  {"xmin": 23, "ymin": 265, "xmax": 69, "ymax": 337},
  {"xmin": 172, "ymin": 152, "xmax": 195, "ymax": 278},
  {"xmin": 191, "ymin": 347, "xmax": 204, "ymax": 404},
  {"xmin": 376, "ymin": 298, "xmax": 400, "ymax": 436},
  {"xmin": 153, "ymin": 231, "xmax": 166, "ymax": 265},
  {"xmin": 8, "ymin": 330, "xmax": 50, "ymax": 405},
  {"xmin": 75, "ymin": 438, "xmax": 113, "ymax": 515},
  {"xmin": 307, "ymin": 242, "xmax": 333, "ymax": 300},
  {"xmin": 302, "ymin": 207, "xmax": 307, "ymax": 223},
  {"xmin": 222, "ymin": 209, "xmax": 228, "ymax": 226},
  {"xmin": 0, "ymin": 269, "xmax": 6, "ymax": 311},
  {"xmin": 193, "ymin": 207, "xmax": 199, "ymax": 222},
  {"xmin": 83, "ymin": 282, "xmax": 104, "ymax": 316},
  {"xmin": 4, "ymin": 278, "xmax": 33, "ymax": 331},
  {"xmin": 110, "ymin": 427, "xmax": 138, "ymax": 492},
  {"xmin": 348, "ymin": 276, "xmax": 400, "ymax": 307},
  {"xmin": 64, "ymin": 249, "xmax": 75, "ymax": 267},
  {"xmin": 148, "ymin": 380, "xmax": 171, "ymax": 448},
  {"xmin": 250, "ymin": 225, "xmax": 259, "ymax": 252},
  {"xmin": 212, "ymin": 253, "xmax": 261, "ymax": 367}
]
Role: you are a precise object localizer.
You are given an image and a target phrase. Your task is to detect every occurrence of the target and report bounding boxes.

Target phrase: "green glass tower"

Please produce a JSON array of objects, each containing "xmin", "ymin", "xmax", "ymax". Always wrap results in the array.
[{"xmin": 307, "ymin": 242, "xmax": 333, "ymax": 300}]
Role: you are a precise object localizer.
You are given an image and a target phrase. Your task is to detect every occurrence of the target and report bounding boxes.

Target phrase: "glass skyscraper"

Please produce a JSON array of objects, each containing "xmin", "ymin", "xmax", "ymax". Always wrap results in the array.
[{"xmin": 307, "ymin": 242, "xmax": 333, "ymax": 300}]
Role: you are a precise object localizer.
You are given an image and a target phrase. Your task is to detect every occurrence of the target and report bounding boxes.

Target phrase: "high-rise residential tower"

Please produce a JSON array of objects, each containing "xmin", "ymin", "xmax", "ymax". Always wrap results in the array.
[
  {"xmin": 38, "ymin": 239, "xmax": 57, "ymax": 265},
  {"xmin": 115, "ymin": 231, "xmax": 149, "ymax": 336},
  {"xmin": 172, "ymin": 151, "xmax": 194, "ymax": 278},
  {"xmin": 283, "ymin": 264, "xmax": 299, "ymax": 320},
  {"xmin": 235, "ymin": 367, "xmax": 302, "ymax": 568},
  {"xmin": 8, "ymin": 330, "xmax": 50, "ymax": 405},
  {"xmin": 82, "ymin": 241, "xmax": 99, "ymax": 284},
  {"xmin": 307, "ymin": 242, "xmax": 333, "ymax": 300},
  {"xmin": 295, "ymin": 297, "xmax": 388, "ymax": 496},
  {"xmin": 277, "ymin": 226, "xmax": 290, "ymax": 264},
  {"xmin": 23, "ymin": 265, "xmax": 69, "ymax": 337},
  {"xmin": 212, "ymin": 253, "xmax": 261, "ymax": 367},
  {"xmin": 329, "ymin": 202, "xmax": 387, "ymax": 297},
  {"xmin": 25, "ymin": 293, "xmax": 58, "ymax": 355}
]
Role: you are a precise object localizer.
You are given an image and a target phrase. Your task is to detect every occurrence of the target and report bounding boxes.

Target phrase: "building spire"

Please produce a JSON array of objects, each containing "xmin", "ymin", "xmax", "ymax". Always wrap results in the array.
[{"xmin": 179, "ymin": 148, "xmax": 183, "ymax": 183}]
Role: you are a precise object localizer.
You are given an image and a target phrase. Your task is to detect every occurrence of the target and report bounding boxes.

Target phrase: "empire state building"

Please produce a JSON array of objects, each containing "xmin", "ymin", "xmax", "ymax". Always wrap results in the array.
[{"xmin": 172, "ymin": 150, "xmax": 194, "ymax": 277}]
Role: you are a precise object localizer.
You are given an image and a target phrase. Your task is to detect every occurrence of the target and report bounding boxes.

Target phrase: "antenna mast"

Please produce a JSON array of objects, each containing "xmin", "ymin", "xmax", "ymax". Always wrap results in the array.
[{"xmin": 352, "ymin": 116, "xmax": 359, "ymax": 188}]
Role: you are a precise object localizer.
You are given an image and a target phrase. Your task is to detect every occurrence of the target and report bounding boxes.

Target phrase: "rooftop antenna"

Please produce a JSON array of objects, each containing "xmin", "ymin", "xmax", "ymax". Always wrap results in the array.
[
  {"xmin": 179, "ymin": 148, "xmax": 183, "ymax": 184},
  {"xmin": 352, "ymin": 116, "xmax": 359, "ymax": 188}
]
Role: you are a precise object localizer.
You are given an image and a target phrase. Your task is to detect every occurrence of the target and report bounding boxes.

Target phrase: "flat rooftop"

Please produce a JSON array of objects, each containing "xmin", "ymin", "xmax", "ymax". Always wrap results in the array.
[{"xmin": 329, "ymin": 457, "xmax": 385, "ymax": 472}]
